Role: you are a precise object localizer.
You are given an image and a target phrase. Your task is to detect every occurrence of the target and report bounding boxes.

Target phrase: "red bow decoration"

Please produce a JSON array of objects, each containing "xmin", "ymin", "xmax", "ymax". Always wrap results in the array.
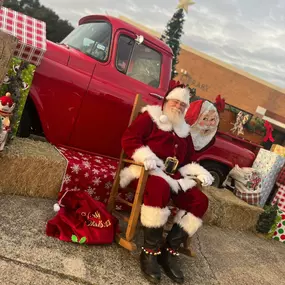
[
  {"xmin": 263, "ymin": 121, "xmax": 274, "ymax": 142},
  {"xmin": 168, "ymin": 79, "xmax": 186, "ymax": 91},
  {"xmin": 215, "ymin": 94, "xmax": 225, "ymax": 112}
]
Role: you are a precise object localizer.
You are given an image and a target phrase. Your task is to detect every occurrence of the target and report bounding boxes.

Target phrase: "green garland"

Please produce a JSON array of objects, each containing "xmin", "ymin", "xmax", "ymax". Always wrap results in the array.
[
  {"xmin": 0, "ymin": 57, "xmax": 36, "ymax": 137},
  {"xmin": 227, "ymin": 105, "xmax": 266, "ymax": 134}
]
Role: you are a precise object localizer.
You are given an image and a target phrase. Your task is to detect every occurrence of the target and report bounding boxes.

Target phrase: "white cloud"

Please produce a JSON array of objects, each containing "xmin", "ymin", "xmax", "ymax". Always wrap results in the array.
[{"xmin": 41, "ymin": 0, "xmax": 285, "ymax": 88}]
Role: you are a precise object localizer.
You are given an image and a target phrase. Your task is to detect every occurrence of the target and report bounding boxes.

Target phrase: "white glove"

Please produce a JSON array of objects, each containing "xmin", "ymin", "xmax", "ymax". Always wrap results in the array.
[
  {"xmin": 143, "ymin": 158, "xmax": 164, "ymax": 171},
  {"xmin": 178, "ymin": 177, "xmax": 197, "ymax": 192},
  {"xmin": 197, "ymin": 174, "xmax": 214, "ymax": 186}
]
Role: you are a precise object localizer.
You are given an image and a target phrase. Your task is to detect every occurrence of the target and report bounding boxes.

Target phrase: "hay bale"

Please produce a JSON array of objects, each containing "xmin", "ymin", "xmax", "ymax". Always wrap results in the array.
[
  {"xmin": 203, "ymin": 187, "xmax": 264, "ymax": 231},
  {"xmin": 0, "ymin": 138, "xmax": 66, "ymax": 198}
]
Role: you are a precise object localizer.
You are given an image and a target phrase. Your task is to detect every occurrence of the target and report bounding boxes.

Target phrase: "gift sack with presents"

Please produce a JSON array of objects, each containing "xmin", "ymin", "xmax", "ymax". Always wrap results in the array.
[
  {"xmin": 46, "ymin": 191, "xmax": 119, "ymax": 245},
  {"xmin": 223, "ymin": 165, "xmax": 262, "ymax": 205}
]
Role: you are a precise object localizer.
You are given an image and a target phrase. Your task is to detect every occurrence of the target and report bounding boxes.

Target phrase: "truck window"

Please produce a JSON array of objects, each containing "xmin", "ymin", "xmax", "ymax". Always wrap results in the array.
[
  {"xmin": 116, "ymin": 35, "xmax": 162, "ymax": 88},
  {"xmin": 61, "ymin": 21, "xmax": 112, "ymax": 62}
]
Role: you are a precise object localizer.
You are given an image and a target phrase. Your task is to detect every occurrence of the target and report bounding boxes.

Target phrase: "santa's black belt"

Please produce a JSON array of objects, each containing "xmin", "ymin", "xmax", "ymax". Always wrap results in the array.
[{"xmin": 164, "ymin": 156, "xmax": 179, "ymax": 175}]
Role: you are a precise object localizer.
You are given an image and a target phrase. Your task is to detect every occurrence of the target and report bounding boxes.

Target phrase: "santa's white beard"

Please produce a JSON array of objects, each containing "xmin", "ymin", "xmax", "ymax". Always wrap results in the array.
[
  {"xmin": 190, "ymin": 124, "xmax": 217, "ymax": 151},
  {"xmin": 163, "ymin": 105, "xmax": 184, "ymax": 127},
  {"xmin": 192, "ymin": 124, "xmax": 216, "ymax": 136}
]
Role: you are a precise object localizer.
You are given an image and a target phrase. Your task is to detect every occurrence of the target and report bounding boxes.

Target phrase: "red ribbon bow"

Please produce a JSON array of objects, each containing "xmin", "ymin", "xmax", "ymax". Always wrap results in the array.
[
  {"xmin": 263, "ymin": 121, "xmax": 274, "ymax": 142},
  {"xmin": 215, "ymin": 94, "xmax": 225, "ymax": 112},
  {"xmin": 168, "ymin": 80, "xmax": 185, "ymax": 91}
]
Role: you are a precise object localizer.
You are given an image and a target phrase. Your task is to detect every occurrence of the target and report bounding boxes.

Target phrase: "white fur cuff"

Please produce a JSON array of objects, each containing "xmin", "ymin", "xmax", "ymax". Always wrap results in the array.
[
  {"xmin": 178, "ymin": 178, "xmax": 197, "ymax": 192},
  {"xmin": 141, "ymin": 205, "xmax": 171, "ymax": 228},
  {"xmin": 179, "ymin": 163, "xmax": 210, "ymax": 177},
  {"xmin": 174, "ymin": 210, "xmax": 203, "ymax": 237},
  {"xmin": 132, "ymin": 146, "xmax": 157, "ymax": 163}
]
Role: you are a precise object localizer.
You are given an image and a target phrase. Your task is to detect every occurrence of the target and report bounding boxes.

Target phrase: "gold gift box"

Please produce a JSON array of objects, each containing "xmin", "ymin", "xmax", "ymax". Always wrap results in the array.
[{"xmin": 270, "ymin": 144, "xmax": 285, "ymax": 157}]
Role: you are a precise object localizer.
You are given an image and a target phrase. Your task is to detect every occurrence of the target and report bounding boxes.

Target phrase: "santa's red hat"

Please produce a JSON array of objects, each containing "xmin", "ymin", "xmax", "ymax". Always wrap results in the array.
[
  {"xmin": 0, "ymin": 93, "xmax": 15, "ymax": 116},
  {"xmin": 185, "ymin": 100, "xmax": 218, "ymax": 126},
  {"xmin": 185, "ymin": 100, "xmax": 203, "ymax": 126},
  {"xmin": 163, "ymin": 80, "xmax": 190, "ymax": 107}
]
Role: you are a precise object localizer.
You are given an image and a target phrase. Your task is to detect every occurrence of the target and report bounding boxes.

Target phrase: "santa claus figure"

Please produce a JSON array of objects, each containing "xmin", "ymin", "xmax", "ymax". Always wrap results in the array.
[
  {"xmin": 120, "ymin": 81, "xmax": 214, "ymax": 283},
  {"xmin": 0, "ymin": 92, "xmax": 15, "ymax": 151},
  {"xmin": 185, "ymin": 100, "xmax": 219, "ymax": 151}
]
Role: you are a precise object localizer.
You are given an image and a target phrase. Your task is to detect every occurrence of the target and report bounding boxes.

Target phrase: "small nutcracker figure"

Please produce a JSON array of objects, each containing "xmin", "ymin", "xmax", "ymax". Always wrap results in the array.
[{"xmin": 0, "ymin": 92, "xmax": 15, "ymax": 150}]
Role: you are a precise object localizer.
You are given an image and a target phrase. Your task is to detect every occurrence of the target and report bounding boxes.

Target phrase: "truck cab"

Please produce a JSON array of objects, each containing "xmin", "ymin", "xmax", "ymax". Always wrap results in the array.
[{"xmin": 22, "ymin": 15, "xmax": 172, "ymax": 158}]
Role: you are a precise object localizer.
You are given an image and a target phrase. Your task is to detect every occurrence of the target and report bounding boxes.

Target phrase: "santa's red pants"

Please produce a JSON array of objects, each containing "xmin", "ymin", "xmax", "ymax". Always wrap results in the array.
[{"xmin": 140, "ymin": 175, "xmax": 209, "ymax": 235}]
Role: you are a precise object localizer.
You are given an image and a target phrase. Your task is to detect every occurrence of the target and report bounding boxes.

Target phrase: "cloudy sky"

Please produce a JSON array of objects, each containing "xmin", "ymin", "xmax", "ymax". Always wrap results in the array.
[{"xmin": 42, "ymin": 0, "xmax": 285, "ymax": 89}]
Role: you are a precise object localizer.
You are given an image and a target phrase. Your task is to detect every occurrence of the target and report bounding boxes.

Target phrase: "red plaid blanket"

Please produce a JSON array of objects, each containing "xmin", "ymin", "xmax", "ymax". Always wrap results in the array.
[
  {"xmin": 272, "ymin": 184, "xmax": 285, "ymax": 212},
  {"xmin": 0, "ymin": 7, "xmax": 46, "ymax": 66}
]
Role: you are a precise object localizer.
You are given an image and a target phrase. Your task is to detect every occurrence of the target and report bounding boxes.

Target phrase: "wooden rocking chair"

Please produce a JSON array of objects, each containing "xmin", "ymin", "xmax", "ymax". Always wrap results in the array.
[{"xmin": 107, "ymin": 94, "xmax": 196, "ymax": 256}]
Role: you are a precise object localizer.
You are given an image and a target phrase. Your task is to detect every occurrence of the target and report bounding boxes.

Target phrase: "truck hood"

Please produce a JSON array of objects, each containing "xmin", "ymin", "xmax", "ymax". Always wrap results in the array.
[{"xmin": 43, "ymin": 40, "xmax": 70, "ymax": 65}]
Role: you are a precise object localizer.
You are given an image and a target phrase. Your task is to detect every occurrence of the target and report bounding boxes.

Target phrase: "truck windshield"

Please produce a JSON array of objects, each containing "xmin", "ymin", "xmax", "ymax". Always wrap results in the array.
[
  {"xmin": 61, "ymin": 21, "xmax": 112, "ymax": 62},
  {"xmin": 116, "ymin": 35, "xmax": 162, "ymax": 88}
]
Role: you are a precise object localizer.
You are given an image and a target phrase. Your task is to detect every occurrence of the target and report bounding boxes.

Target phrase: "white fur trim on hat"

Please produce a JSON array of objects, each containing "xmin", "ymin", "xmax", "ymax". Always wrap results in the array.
[
  {"xmin": 141, "ymin": 204, "xmax": 171, "ymax": 228},
  {"xmin": 174, "ymin": 210, "xmax": 203, "ymax": 236},
  {"xmin": 166, "ymin": 87, "xmax": 190, "ymax": 106}
]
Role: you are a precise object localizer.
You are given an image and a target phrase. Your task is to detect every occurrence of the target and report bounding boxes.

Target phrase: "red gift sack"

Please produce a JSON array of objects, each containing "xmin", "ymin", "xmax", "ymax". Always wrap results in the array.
[{"xmin": 46, "ymin": 191, "xmax": 119, "ymax": 245}]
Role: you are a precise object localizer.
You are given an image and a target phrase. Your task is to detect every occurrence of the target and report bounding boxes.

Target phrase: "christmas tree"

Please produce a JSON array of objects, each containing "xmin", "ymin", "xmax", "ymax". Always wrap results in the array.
[{"xmin": 161, "ymin": 0, "xmax": 195, "ymax": 79}]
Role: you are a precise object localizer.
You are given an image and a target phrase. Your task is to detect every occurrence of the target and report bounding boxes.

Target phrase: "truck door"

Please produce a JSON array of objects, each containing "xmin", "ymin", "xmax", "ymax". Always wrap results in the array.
[{"xmin": 69, "ymin": 28, "xmax": 170, "ymax": 158}]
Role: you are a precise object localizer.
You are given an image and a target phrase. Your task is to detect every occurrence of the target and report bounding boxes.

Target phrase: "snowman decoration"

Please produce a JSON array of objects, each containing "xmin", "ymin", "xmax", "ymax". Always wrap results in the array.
[{"xmin": 0, "ymin": 92, "xmax": 15, "ymax": 151}]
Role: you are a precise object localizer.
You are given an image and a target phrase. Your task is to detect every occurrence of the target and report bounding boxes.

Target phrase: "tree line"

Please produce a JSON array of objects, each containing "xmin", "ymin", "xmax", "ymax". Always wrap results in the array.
[{"xmin": 4, "ymin": 0, "xmax": 74, "ymax": 42}]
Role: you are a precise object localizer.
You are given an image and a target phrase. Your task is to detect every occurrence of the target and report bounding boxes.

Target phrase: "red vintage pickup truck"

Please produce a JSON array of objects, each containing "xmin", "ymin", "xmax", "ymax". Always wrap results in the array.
[{"xmin": 18, "ymin": 14, "xmax": 260, "ymax": 187}]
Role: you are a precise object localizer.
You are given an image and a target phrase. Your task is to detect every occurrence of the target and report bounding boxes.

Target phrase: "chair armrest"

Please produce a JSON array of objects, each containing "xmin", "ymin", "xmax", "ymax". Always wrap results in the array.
[{"xmin": 122, "ymin": 159, "xmax": 144, "ymax": 167}]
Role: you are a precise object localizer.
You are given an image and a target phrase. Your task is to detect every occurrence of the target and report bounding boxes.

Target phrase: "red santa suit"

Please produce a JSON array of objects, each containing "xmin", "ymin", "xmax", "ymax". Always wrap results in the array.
[{"xmin": 120, "ymin": 104, "xmax": 212, "ymax": 237}]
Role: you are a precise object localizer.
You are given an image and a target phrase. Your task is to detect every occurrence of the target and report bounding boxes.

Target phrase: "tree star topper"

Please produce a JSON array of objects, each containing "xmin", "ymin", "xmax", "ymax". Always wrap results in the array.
[{"xmin": 177, "ymin": 0, "xmax": 195, "ymax": 13}]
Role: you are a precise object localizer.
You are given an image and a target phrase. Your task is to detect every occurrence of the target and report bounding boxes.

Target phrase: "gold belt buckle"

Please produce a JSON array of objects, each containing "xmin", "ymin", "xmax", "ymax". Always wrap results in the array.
[{"xmin": 164, "ymin": 156, "xmax": 179, "ymax": 175}]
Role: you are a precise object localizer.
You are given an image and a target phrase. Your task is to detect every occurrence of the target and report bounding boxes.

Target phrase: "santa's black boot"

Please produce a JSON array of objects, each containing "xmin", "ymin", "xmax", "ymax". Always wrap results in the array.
[
  {"xmin": 140, "ymin": 227, "xmax": 164, "ymax": 283},
  {"xmin": 158, "ymin": 223, "xmax": 188, "ymax": 284}
]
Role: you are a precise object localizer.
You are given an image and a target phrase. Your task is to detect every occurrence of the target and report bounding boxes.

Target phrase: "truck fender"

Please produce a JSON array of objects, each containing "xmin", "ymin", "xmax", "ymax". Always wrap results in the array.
[{"xmin": 196, "ymin": 154, "xmax": 234, "ymax": 169}]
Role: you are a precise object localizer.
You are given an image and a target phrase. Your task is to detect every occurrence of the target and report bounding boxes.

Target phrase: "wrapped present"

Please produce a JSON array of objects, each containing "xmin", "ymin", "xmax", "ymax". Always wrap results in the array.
[
  {"xmin": 0, "ymin": 7, "xmax": 46, "ymax": 66},
  {"xmin": 0, "ymin": 57, "xmax": 36, "ymax": 138},
  {"xmin": 271, "ymin": 144, "xmax": 285, "ymax": 157},
  {"xmin": 0, "ymin": 30, "xmax": 18, "ymax": 86},
  {"xmin": 223, "ymin": 165, "xmax": 262, "ymax": 205},
  {"xmin": 272, "ymin": 184, "xmax": 285, "ymax": 212},
  {"xmin": 252, "ymin": 149, "xmax": 285, "ymax": 206},
  {"xmin": 271, "ymin": 209, "xmax": 285, "ymax": 243},
  {"xmin": 277, "ymin": 165, "xmax": 285, "ymax": 187}
]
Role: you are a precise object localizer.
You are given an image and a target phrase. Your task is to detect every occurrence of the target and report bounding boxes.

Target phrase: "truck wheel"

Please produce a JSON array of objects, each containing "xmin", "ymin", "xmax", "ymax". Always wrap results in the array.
[
  {"xmin": 17, "ymin": 107, "xmax": 32, "ymax": 137},
  {"xmin": 200, "ymin": 161, "xmax": 229, "ymax": 188}
]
